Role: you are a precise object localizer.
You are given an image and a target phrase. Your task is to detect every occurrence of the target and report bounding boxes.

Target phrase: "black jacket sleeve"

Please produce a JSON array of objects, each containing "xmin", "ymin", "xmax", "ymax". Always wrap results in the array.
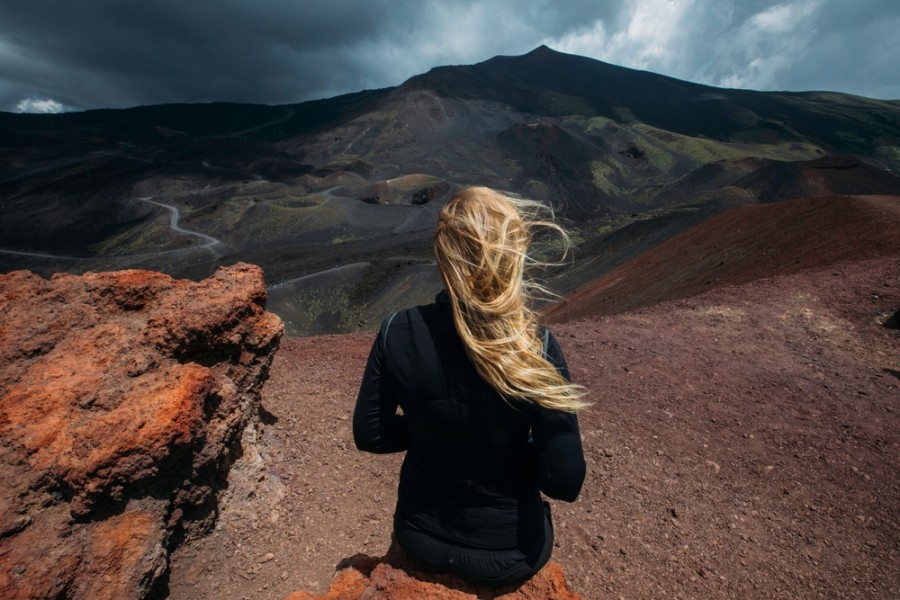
[
  {"xmin": 532, "ymin": 329, "xmax": 586, "ymax": 501},
  {"xmin": 353, "ymin": 317, "xmax": 409, "ymax": 454}
]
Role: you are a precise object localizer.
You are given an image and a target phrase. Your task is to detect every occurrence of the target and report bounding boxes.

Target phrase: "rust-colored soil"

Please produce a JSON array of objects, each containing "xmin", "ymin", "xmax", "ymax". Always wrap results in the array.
[
  {"xmin": 166, "ymin": 255, "xmax": 899, "ymax": 599},
  {"xmin": 546, "ymin": 195, "xmax": 900, "ymax": 323}
]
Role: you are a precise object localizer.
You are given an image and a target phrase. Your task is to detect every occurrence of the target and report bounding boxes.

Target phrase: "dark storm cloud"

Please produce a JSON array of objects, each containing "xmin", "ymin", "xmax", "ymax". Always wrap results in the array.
[
  {"xmin": 1, "ymin": 0, "xmax": 402, "ymax": 109},
  {"xmin": 1, "ymin": 0, "xmax": 897, "ymax": 113},
  {"xmin": 0, "ymin": 0, "xmax": 624, "ymax": 111}
]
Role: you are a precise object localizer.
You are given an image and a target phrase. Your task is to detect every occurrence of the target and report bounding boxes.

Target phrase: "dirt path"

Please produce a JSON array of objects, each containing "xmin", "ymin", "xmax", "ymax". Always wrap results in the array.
[
  {"xmin": 166, "ymin": 257, "xmax": 899, "ymax": 599},
  {"xmin": 139, "ymin": 197, "xmax": 225, "ymax": 253}
]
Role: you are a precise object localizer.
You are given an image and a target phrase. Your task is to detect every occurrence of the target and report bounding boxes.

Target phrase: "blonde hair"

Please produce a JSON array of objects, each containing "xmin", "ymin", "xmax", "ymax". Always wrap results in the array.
[{"xmin": 433, "ymin": 186, "xmax": 588, "ymax": 412}]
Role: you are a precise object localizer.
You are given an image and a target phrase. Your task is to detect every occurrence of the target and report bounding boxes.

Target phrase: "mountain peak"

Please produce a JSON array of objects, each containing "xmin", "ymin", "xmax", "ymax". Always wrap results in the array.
[{"xmin": 528, "ymin": 44, "xmax": 556, "ymax": 55}]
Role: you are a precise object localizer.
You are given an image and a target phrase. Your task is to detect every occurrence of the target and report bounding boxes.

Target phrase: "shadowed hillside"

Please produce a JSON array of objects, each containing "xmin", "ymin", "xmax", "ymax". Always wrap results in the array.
[{"xmin": 406, "ymin": 46, "xmax": 900, "ymax": 169}]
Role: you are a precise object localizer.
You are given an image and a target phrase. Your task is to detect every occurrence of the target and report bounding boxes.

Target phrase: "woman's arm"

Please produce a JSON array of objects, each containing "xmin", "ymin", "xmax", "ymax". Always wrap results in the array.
[
  {"xmin": 532, "ymin": 329, "xmax": 586, "ymax": 501},
  {"xmin": 353, "ymin": 318, "xmax": 408, "ymax": 453},
  {"xmin": 533, "ymin": 408, "xmax": 585, "ymax": 501}
]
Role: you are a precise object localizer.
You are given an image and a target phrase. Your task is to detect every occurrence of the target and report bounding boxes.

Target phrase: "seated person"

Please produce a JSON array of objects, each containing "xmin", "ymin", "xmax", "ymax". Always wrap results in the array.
[{"xmin": 354, "ymin": 186, "xmax": 587, "ymax": 586}]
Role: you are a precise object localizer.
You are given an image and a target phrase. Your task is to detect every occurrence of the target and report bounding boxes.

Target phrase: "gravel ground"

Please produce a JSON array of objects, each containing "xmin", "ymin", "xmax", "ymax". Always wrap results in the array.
[{"xmin": 166, "ymin": 257, "xmax": 899, "ymax": 599}]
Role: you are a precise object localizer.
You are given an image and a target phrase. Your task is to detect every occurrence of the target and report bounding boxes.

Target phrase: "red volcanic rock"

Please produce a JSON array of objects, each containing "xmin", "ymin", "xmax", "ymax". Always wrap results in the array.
[
  {"xmin": 0, "ymin": 264, "xmax": 283, "ymax": 599},
  {"xmin": 285, "ymin": 545, "xmax": 584, "ymax": 600}
]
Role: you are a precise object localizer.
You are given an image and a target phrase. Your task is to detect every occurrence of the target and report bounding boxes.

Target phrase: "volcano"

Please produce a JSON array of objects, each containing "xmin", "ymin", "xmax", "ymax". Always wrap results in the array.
[{"xmin": 2, "ymin": 46, "xmax": 899, "ymax": 334}]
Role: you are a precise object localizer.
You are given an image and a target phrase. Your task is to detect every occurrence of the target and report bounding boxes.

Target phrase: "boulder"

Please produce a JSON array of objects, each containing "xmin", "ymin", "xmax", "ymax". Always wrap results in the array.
[
  {"xmin": 0, "ymin": 263, "xmax": 283, "ymax": 599},
  {"xmin": 285, "ymin": 543, "xmax": 584, "ymax": 600}
]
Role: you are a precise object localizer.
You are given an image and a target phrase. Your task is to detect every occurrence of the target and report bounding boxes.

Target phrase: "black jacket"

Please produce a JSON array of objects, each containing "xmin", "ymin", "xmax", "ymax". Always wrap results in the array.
[{"xmin": 353, "ymin": 291, "xmax": 585, "ymax": 553}]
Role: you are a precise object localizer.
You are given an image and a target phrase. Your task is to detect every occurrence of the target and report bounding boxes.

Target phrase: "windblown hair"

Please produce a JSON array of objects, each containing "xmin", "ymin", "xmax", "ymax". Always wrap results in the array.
[{"xmin": 433, "ymin": 186, "xmax": 588, "ymax": 412}]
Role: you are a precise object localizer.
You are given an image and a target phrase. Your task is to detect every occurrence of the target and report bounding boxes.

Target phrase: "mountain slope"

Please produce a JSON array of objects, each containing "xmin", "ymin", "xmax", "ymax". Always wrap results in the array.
[
  {"xmin": 405, "ymin": 46, "xmax": 900, "ymax": 164},
  {"xmin": 546, "ymin": 194, "xmax": 900, "ymax": 322}
]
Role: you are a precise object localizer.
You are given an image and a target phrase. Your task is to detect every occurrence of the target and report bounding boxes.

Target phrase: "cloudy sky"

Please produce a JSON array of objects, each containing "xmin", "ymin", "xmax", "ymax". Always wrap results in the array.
[{"xmin": 2, "ymin": 0, "xmax": 898, "ymax": 113}]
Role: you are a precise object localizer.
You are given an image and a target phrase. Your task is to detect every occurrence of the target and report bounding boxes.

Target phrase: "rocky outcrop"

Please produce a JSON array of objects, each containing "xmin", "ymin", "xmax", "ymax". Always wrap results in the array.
[
  {"xmin": 285, "ymin": 545, "xmax": 584, "ymax": 600},
  {"xmin": 0, "ymin": 264, "xmax": 283, "ymax": 599}
]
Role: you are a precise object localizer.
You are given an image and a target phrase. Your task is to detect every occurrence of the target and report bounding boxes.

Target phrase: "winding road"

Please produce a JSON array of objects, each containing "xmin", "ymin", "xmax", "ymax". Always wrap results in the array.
[
  {"xmin": 0, "ymin": 197, "xmax": 225, "ymax": 263},
  {"xmin": 0, "ymin": 249, "xmax": 85, "ymax": 261},
  {"xmin": 138, "ymin": 197, "xmax": 223, "ymax": 250}
]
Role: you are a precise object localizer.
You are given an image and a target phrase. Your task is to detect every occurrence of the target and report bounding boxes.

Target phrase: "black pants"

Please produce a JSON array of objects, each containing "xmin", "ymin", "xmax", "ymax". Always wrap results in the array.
[{"xmin": 393, "ymin": 503, "xmax": 554, "ymax": 587}]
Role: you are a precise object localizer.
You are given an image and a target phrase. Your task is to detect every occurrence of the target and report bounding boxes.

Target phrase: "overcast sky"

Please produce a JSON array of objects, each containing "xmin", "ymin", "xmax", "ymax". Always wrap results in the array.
[{"xmin": 2, "ymin": 0, "xmax": 898, "ymax": 113}]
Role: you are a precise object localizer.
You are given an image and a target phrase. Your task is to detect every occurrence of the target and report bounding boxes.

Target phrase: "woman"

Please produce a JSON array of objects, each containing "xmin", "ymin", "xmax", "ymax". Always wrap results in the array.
[{"xmin": 353, "ymin": 186, "xmax": 587, "ymax": 586}]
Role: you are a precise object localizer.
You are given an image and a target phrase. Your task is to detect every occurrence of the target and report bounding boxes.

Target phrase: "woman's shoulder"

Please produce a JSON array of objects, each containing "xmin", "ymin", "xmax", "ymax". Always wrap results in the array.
[
  {"xmin": 382, "ymin": 291, "xmax": 451, "ymax": 329},
  {"xmin": 375, "ymin": 293, "xmax": 453, "ymax": 350}
]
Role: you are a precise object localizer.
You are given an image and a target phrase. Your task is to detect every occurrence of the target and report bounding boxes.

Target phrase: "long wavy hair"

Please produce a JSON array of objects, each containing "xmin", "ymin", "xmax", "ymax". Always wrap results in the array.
[{"xmin": 433, "ymin": 186, "xmax": 587, "ymax": 412}]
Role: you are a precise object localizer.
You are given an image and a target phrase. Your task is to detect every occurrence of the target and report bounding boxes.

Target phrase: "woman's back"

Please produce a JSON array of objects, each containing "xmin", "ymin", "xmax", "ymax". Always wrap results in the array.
[
  {"xmin": 353, "ymin": 186, "xmax": 586, "ymax": 585},
  {"xmin": 354, "ymin": 291, "xmax": 584, "ymax": 555}
]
